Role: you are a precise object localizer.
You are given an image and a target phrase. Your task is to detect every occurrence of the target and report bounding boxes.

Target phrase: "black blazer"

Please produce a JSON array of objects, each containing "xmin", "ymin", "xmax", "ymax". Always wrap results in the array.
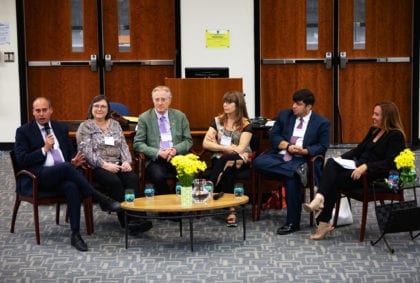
[
  {"xmin": 341, "ymin": 127, "xmax": 406, "ymax": 179},
  {"xmin": 14, "ymin": 120, "xmax": 76, "ymax": 194}
]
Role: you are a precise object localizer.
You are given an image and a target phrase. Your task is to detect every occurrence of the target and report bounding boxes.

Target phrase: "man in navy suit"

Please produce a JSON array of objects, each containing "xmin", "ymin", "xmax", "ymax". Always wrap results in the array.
[
  {"xmin": 14, "ymin": 97, "xmax": 121, "ymax": 251},
  {"xmin": 253, "ymin": 89, "xmax": 330, "ymax": 235}
]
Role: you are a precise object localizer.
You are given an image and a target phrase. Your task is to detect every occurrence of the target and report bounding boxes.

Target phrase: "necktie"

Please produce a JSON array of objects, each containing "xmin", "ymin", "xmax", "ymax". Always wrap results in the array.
[
  {"xmin": 159, "ymin": 116, "xmax": 171, "ymax": 149},
  {"xmin": 284, "ymin": 119, "xmax": 304, "ymax": 161},
  {"xmin": 297, "ymin": 117, "xmax": 304, "ymax": 129},
  {"xmin": 283, "ymin": 136, "xmax": 298, "ymax": 162},
  {"xmin": 44, "ymin": 125, "xmax": 63, "ymax": 165},
  {"xmin": 159, "ymin": 116, "xmax": 168, "ymax": 133}
]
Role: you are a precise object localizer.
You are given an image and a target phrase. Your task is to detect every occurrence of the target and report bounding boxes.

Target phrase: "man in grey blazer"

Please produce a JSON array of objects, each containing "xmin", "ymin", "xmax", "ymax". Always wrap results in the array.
[
  {"xmin": 133, "ymin": 85, "xmax": 193, "ymax": 195},
  {"xmin": 253, "ymin": 89, "xmax": 330, "ymax": 235}
]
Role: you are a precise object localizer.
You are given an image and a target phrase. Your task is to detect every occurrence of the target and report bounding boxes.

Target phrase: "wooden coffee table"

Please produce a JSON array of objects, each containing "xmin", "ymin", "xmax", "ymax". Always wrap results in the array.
[{"xmin": 121, "ymin": 193, "xmax": 249, "ymax": 251}]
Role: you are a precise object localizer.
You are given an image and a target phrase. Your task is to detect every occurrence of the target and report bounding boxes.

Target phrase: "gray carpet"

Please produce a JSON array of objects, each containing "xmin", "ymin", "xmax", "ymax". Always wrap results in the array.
[{"xmin": 0, "ymin": 150, "xmax": 419, "ymax": 283}]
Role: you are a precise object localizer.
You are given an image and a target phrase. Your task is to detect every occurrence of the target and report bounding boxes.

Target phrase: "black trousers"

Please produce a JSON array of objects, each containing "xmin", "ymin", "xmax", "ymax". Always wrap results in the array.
[
  {"xmin": 316, "ymin": 158, "xmax": 362, "ymax": 223},
  {"xmin": 145, "ymin": 158, "xmax": 177, "ymax": 195},
  {"xmin": 38, "ymin": 163, "xmax": 96, "ymax": 232},
  {"xmin": 92, "ymin": 167, "xmax": 139, "ymax": 226},
  {"xmin": 203, "ymin": 154, "xmax": 249, "ymax": 193}
]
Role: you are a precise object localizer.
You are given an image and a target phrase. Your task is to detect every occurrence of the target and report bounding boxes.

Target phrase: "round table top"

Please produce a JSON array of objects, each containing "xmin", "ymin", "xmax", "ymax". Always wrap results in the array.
[{"xmin": 121, "ymin": 193, "xmax": 249, "ymax": 213}]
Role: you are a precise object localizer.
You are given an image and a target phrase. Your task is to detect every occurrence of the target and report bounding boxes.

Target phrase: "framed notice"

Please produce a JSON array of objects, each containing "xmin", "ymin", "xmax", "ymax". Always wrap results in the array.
[{"xmin": 205, "ymin": 29, "xmax": 230, "ymax": 48}]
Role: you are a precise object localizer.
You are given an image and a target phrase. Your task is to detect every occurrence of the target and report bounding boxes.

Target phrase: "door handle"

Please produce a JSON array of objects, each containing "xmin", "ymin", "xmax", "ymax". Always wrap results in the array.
[
  {"xmin": 89, "ymin": 54, "xmax": 97, "ymax": 72},
  {"xmin": 325, "ymin": 52, "xmax": 332, "ymax": 69},
  {"xmin": 339, "ymin": 51, "xmax": 347, "ymax": 69},
  {"xmin": 105, "ymin": 54, "xmax": 112, "ymax": 71}
]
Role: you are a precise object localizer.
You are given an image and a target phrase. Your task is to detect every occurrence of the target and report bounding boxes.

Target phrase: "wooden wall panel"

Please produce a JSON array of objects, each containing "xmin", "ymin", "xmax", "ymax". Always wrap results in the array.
[{"xmin": 165, "ymin": 78, "xmax": 243, "ymax": 130}]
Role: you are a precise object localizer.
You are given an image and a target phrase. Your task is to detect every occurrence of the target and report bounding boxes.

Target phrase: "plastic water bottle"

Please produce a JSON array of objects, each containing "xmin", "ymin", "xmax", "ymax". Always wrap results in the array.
[{"xmin": 388, "ymin": 170, "xmax": 399, "ymax": 190}]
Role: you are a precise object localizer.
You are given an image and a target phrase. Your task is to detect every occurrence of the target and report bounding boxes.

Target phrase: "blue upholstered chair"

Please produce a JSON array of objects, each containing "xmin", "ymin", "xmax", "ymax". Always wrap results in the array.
[{"xmin": 109, "ymin": 102, "xmax": 130, "ymax": 116}]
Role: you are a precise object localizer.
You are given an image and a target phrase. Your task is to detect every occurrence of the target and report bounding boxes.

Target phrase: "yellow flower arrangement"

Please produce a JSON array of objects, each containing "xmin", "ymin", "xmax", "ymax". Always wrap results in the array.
[
  {"xmin": 170, "ymin": 153, "xmax": 207, "ymax": 187},
  {"xmin": 394, "ymin": 148, "xmax": 415, "ymax": 171},
  {"xmin": 394, "ymin": 148, "xmax": 416, "ymax": 184}
]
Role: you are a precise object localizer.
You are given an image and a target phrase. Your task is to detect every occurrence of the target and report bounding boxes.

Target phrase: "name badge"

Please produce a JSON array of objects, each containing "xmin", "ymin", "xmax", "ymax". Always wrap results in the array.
[
  {"xmin": 220, "ymin": 134, "xmax": 232, "ymax": 146},
  {"xmin": 104, "ymin": 136, "xmax": 115, "ymax": 145}
]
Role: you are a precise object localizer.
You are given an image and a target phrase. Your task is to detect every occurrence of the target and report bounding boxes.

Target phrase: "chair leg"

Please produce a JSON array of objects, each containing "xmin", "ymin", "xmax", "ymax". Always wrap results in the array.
[
  {"xmin": 33, "ymin": 204, "xmax": 41, "ymax": 245},
  {"xmin": 66, "ymin": 208, "xmax": 69, "ymax": 223},
  {"xmin": 251, "ymin": 175, "xmax": 258, "ymax": 221},
  {"xmin": 56, "ymin": 203, "xmax": 60, "ymax": 225},
  {"xmin": 251, "ymin": 193, "xmax": 257, "ymax": 221},
  {"xmin": 10, "ymin": 198, "xmax": 21, "ymax": 233},
  {"xmin": 360, "ymin": 200, "xmax": 368, "ymax": 242},
  {"xmin": 308, "ymin": 186, "xmax": 315, "ymax": 227},
  {"xmin": 256, "ymin": 175, "xmax": 263, "ymax": 221},
  {"xmin": 332, "ymin": 195, "xmax": 341, "ymax": 227},
  {"xmin": 83, "ymin": 197, "xmax": 94, "ymax": 235}
]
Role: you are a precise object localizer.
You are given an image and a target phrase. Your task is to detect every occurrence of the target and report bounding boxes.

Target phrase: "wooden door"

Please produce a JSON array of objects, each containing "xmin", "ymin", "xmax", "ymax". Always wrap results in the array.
[
  {"xmin": 24, "ymin": 0, "xmax": 175, "ymax": 120},
  {"xmin": 260, "ymin": 0, "xmax": 413, "ymax": 143},
  {"xmin": 101, "ymin": 0, "xmax": 176, "ymax": 116},
  {"xmin": 338, "ymin": 0, "xmax": 412, "ymax": 142},
  {"xmin": 260, "ymin": 0, "xmax": 334, "ymax": 131},
  {"xmin": 25, "ymin": 0, "xmax": 99, "ymax": 120}
]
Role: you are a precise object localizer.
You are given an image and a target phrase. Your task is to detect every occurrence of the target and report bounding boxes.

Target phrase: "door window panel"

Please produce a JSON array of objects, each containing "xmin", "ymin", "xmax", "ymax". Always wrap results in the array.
[
  {"xmin": 71, "ymin": 0, "xmax": 83, "ymax": 52},
  {"xmin": 353, "ymin": 0, "xmax": 366, "ymax": 49},
  {"xmin": 306, "ymin": 0, "xmax": 318, "ymax": 50},
  {"xmin": 118, "ymin": 0, "xmax": 130, "ymax": 52}
]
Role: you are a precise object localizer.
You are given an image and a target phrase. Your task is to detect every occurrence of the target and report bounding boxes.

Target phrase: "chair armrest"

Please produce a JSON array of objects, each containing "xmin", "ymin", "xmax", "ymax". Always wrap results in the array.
[
  {"xmin": 16, "ymin": 169, "xmax": 39, "ymax": 197},
  {"xmin": 16, "ymin": 169, "xmax": 37, "ymax": 180}
]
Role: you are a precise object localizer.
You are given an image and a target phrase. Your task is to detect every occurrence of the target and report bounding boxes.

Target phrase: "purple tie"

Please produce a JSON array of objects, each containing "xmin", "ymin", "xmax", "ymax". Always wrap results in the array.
[
  {"xmin": 297, "ymin": 117, "xmax": 304, "ymax": 129},
  {"xmin": 159, "ymin": 116, "xmax": 171, "ymax": 148},
  {"xmin": 159, "ymin": 116, "xmax": 168, "ymax": 133},
  {"xmin": 283, "ymin": 118, "xmax": 304, "ymax": 161},
  {"xmin": 44, "ymin": 125, "xmax": 63, "ymax": 165}
]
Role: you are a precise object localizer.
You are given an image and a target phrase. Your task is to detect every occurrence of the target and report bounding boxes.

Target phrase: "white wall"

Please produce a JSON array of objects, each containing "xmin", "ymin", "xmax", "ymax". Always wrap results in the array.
[
  {"xmin": 180, "ymin": 0, "xmax": 255, "ymax": 118},
  {"xmin": 0, "ymin": 0, "xmax": 20, "ymax": 143}
]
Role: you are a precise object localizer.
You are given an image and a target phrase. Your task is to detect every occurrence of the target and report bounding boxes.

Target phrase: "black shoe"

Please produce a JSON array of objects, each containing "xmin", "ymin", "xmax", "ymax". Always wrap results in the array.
[
  {"xmin": 92, "ymin": 191, "xmax": 121, "ymax": 212},
  {"xmin": 128, "ymin": 220, "xmax": 153, "ymax": 234},
  {"xmin": 71, "ymin": 232, "xmax": 88, "ymax": 251},
  {"xmin": 276, "ymin": 223, "xmax": 300, "ymax": 235},
  {"xmin": 296, "ymin": 163, "xmax": 308, "ymax": 187}
]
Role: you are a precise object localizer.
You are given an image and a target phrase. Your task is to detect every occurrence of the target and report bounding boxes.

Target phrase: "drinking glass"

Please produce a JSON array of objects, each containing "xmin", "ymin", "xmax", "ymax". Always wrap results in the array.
[
  {"xmin": 205, "ymin": 180, "xmax": 214, "ymax": 200},
  {"xmin": 234, "ymin": 183, "xmax": 244, "ymax": 199},
  {"xmin": 124, "ymin": 189, "xmax": 135, "ymax": 203},
  {"xmin": 144, "ymin": 183, "xmax": 155, "ymax": 199}
]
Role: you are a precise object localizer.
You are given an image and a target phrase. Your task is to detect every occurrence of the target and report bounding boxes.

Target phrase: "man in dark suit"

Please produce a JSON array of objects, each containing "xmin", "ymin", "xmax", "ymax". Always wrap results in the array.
[
  {"xmin": 133, "ymin": 85, "xmax": 193, "ymax": 195},
  {"xmin": 253, "ymin": 89, "xmax": 330, "ymax": 235},
  {"xmin": 14, "ymin": 97, "xmax": 121, "ymax": 251}
]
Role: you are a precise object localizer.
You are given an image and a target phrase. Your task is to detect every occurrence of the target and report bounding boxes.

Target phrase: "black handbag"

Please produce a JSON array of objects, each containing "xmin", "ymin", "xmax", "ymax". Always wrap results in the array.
[{"xmin": 375, "ymin": 200, "xmax": 419, "ymax": 234}]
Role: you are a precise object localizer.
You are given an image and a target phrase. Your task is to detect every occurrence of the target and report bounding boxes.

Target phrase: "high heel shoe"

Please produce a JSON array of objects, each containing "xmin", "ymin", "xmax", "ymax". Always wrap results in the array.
[
  {"xmin": 310, "ymin": 221, "xmax": 334, "ymax": 240},
  {"xmin": 303, "ymin": 193, "xmax": 324, "ymax": 217}
]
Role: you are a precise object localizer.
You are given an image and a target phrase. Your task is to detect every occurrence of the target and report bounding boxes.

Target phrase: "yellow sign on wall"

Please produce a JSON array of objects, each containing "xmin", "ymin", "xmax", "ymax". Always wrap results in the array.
[{"xmin": 205, "ymin": 29, "xmax": 230, "ymax": 48}]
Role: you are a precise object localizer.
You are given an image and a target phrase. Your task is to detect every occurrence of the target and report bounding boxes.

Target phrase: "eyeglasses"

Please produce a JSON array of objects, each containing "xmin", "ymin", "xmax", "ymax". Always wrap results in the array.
[{"xmin": 93, "ymin": 104, "xmax": 108, "ymax": 109}]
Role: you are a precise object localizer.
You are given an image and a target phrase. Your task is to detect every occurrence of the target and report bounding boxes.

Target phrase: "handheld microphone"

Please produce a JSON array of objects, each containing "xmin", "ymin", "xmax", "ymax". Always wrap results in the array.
[
  {"xmin": 44, "ymin": 124, "xmax": 51, "ymax": 135},
  {"xmin": 213, "ymin": 191, "xmax": 224, "ymax": 200}
]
